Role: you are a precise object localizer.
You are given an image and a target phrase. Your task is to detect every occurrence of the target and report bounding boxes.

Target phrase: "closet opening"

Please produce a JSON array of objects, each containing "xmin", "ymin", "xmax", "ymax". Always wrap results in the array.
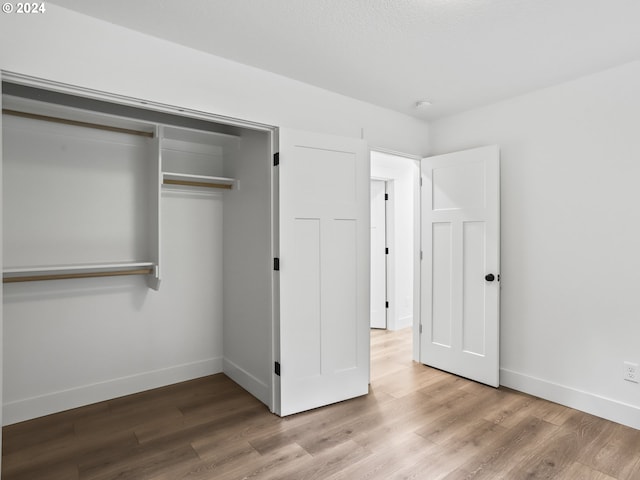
[{"xmin": 1, "ymin": 79, "xmax": 276, "ymax": 424}]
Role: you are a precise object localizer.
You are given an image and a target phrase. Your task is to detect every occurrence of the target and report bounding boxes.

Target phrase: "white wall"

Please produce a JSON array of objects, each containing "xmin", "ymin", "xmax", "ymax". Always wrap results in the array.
[
  {"xmin": 0, "ymin": 5, "xmax": 430, "ymax": 424},
  {"xmin": 430, "ymin": 60, "xmax": 640, "ymax": 429},
  {"xmin": 3, "ymin": 187, "xmax": 226, "ymax": 424},
  {"xmin": 371, "ymin": 152, "xmax": 418, "ymax": 331},
  {"xmin": 222, "ymin": 130, "xmax": 273, "ymax": 407}
]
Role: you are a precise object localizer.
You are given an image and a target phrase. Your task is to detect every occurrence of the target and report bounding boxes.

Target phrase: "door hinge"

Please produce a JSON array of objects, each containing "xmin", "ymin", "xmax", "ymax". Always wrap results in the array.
[
  {"xmin": 273, "ymin": 258, "xmax": 280, "ymax": 271},
  {"xmin": 385, "ymin": 247, "xmax": 389, "ymax": 255},
  {"xmin": 274, "ymin": 361, "xmax": 281, "ymax": 376},
  {"xmin": 385, "ymin": 301, "xmax": 389, "ymax": 309},
  {"xmin": 420, "ymin": 177, "xmax": 423, "ymax": 186},
  {"xmin": 420, "ymin": 250, "xmax": 423, "ymax": 260},
  {"xmin": 273, "ymin": 152, "xmax": 280, "ymax": 166},
  {"xmin": 419, "ymin": 324, "xmax": 423, "ymax": 334},
  {"xmin": 385, "ymin": 193, "xmax": 389, "ymax": 200}
]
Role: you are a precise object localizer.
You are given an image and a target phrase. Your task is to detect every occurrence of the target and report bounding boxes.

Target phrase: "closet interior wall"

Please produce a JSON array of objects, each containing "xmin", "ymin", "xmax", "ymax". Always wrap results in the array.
[
  {"xmin": 1, "ymin": 82, "xmax": 273, "ymax": 424},
  {"xmin": 222, "ymin": 128, "xmax": 273, "ymax": 406}
]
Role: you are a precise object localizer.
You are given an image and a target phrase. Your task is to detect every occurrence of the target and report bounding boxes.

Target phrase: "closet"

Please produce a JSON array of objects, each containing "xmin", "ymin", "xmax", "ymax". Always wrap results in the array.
[
  {"xmin": 1, "ymin": 78, "xmax": 369, "ymax": 424},
  {"xmin": 1, "ymin": 82, "xmax": 273, "ymax": 423}
]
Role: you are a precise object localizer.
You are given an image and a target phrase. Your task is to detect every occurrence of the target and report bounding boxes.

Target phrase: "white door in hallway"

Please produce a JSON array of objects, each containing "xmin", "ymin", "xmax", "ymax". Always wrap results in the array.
[
  {"xmin": 278, "ymin": 129, "xmax": 370, "ymax": 416},
  {"xmin": 420, "ymin": 145, "xmax": 500, "ymax": 387},
  {"xmin": 370, "ymin": 179, "xmax": 387, "ymax": 329}
]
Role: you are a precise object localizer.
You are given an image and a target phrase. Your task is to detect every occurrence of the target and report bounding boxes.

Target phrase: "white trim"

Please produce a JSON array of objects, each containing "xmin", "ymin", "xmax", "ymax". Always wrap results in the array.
[
  {"xmin": 371, "ymin": 147, "xmax": 421, "ymax": 161},
  {"xmin": 3, "ymin": 357, "xmax": 223, "ymax": 426},
  {"xmin": 2, "ymin": 70, "xmax": 276, "ymax": 133},
  {"xmin": 223, "ymin": 358, "xmax": 271, "ymax": 407},
  {"xmin": 500, "ymin": 368, "xmax": 640, "ymax": 430}
]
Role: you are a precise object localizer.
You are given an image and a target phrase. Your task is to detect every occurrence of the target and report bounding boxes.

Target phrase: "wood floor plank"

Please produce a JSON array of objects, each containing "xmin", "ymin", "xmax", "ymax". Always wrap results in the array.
[
  {"xmin": 324, "ymin": 432, "xmax": 439, "ymax": 480},
  {"xmin": 191, "ymin": 438, "xmax": 260, "ymax": 466},
  {"xmin": 134, "ymin": 396, "xmax": 265, "ymax": 444},
  {"xmin": 389, "ymin": 442, "xmax": 467, "ymax": 480},
  {"xmin": 563, "ymin": 462, "xmax": 618, "ymax": 480},
  {"xmin": 188, "ymin": 411, "xmax": 281, "ymax": 459},
  {"xmin": 1, "ymin": 461, "xmax": 80, "ymax": 480},
  {"xmin": 261, "ymin": 440, "xmax": 370, "ymax": 480},
  {"xmin": 213, "ymin": 443, "xmax": 310, "ymax": 480},
  {"xmin": 480, "ymin": 388, "xmax": 539, "ymax": 429},
  {"xmin": 415, "ymin": 387, "xmax": 506, "ymax": 445},
  {"xmin": 438, "ymin": 418, "xmax": 508, "ymax": 460},
  {"xmin": 574, "ymin": 421, "xmax": 640, "ymax": 479},
  {"xmin": 528, "ymin": 395, "xmax": 576, "ymax": 426},
  {"xmin": 443, "ymin": 415, "xmax": 560, "ymax": 480},
  {"xmin": 501, "ymin": 410, "xmax": 609, "ymax": 480},
  {"xmin": 3, "ymin": 327, "xmax": 639, "ymax": 480},
  {"xmin": 374, "ymin": 362, "xmax": 448, "ymax": 398},
  {"xmin": 349, "ymin": 391, "xmax": 458, "ymax": 453},
  {"xmin": 79, "ymin": 443, "xmax": 199, "ymax": 480},
  {"xmin": 624, "ymin": 458, "xmax": 640, "ymax": 480},
  {"xmin": 165, "ymin": 440, "xmax": 263, "ymax": 479},
  {"xmin": 2, "ymin": 429, "xmax": 139, "ymax": 479},
  {"xmin": 75, "ymin": 405, "xmax": 185, "ymax": 440},
  {"xmin": 247, "ymin": 387, "xmax": 394, "ymax": 455},
  {"xmin": 297, "ymin": 391, "xmax": 436, "ymax": 455}
]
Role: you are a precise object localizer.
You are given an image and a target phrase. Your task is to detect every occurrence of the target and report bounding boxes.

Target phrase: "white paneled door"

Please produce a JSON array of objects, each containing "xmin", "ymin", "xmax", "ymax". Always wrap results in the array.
[
  {"xmin": 370, "ymin": 179, "xmax": 387, "ymax": 329},
  {"xmin": 278, "ymin": 129, "xmax": 369, "ymax": 416},
  {"xmin": 420, "ymin": 146, "xmax": 500, "ymax": 387}
]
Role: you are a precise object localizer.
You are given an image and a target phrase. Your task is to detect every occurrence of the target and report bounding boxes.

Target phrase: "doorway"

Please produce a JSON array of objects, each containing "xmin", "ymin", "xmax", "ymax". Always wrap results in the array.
[{"xmin": 370, "ymin": 151, "xmax": 419, "ymax": 336}]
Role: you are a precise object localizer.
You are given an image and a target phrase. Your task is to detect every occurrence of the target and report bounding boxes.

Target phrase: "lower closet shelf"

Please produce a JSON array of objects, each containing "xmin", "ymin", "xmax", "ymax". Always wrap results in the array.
[
  {"xmin": 162, "ymin": 172, "xmax": 235, "ymax": 190},
  {"xmin": 3, "ymin": 262, "xmax": 156, "ymax": 283}
]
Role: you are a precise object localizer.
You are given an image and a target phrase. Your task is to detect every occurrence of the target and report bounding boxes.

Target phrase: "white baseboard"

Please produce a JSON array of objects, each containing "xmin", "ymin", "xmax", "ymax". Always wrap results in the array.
[
  {"xmin": 500, "ymin": 368, "xmax": 640, "ymax": 430},
  {"xmin": 223, "ymin": 358, "xmax": 271, "ymax": 408},
  {"xmin": 3, "ymin": 357, "xmax": 223, "ymax": 426}
]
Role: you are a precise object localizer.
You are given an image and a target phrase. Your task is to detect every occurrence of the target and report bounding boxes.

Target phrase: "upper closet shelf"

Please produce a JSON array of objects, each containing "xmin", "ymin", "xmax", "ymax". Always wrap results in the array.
[
  {"xmin": 162, "ymin": 172, "xmax": 236, "ymax": 190},
  {"xmin": 3, "ymin": 262, "xmax": 156, "ymax": 283},
  {"xmin": 2, "ymin": 95, "xmax": 156, "ymax": 138},
  {"xmin": 162, "ymin": 125, "xmax": 239, "ymax": 149}
]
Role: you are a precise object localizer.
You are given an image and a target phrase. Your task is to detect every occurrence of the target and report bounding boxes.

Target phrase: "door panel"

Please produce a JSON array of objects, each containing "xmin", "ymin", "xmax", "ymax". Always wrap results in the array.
[
  {"xmin": 288, "ymin": 218, "xmax": 321, "ymax": 379},
  {"xmin": 370, "ymin": 179, "xmax": 387, "ymax": 329},
  {"xmin": 463, "ymin": 221, "xmax": 486, "ymax": 356},
  {"xmin": 278, "ymin": 129, "xmax": 369, "ymax": 416},
  {"xmin": 432, "ymin": 222, "xmax": 453, "ymax": 347},
  {"xmin": 421, "ymin": 145, "xmax": 500, "ymax": 387}
]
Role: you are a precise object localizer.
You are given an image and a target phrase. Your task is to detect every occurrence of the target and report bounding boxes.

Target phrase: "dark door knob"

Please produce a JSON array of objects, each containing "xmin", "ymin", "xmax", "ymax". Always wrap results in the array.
[{"xmin": 485, "ymin": 273, "xmax": 495, "ymax": 282}]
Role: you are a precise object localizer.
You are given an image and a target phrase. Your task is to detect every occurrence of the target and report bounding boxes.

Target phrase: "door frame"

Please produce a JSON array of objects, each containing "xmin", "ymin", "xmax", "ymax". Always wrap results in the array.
[{"xmin": 370, "ymin": 148, "xmax": 421, "ymax": 361}]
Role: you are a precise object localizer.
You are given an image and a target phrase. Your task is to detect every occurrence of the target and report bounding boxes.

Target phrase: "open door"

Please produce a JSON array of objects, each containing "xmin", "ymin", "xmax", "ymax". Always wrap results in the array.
[
  {"xmin": 370, "ymin": 179, "xmax": 387, "ymax": 329},
  {"xmin": 420, "ymin": 145, "xmax": 500, "ymax": 387},
  {"xmin": 277, "ymin": 129, "xmax": 369, "ymax": 416}
]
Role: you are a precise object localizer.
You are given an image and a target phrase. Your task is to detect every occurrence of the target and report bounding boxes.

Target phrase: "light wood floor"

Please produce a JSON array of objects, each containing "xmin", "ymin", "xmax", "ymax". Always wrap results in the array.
[{"xmin": 3, "ymin": 328, "xmax": 640, "ymax": 479}]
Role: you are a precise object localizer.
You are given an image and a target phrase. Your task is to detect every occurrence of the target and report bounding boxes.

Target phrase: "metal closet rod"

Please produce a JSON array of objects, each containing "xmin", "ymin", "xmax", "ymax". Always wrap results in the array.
[
  {"xmin": 2, "ymin": 109, "xmax": 154, "ymax": 138},
  {"xmin": 3, "ymin": 267, "xmax": 154, "ymax": 283},
  {"xmin": 163, "ymin": 179, "xmax": 233, "ymax": 189}
]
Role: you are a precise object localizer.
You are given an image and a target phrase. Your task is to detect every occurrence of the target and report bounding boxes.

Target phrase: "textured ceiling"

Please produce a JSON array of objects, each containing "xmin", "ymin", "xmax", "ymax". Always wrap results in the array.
[{"xmin": 50, "ymin": 0, "xmax": 640, "ymax": 120}]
